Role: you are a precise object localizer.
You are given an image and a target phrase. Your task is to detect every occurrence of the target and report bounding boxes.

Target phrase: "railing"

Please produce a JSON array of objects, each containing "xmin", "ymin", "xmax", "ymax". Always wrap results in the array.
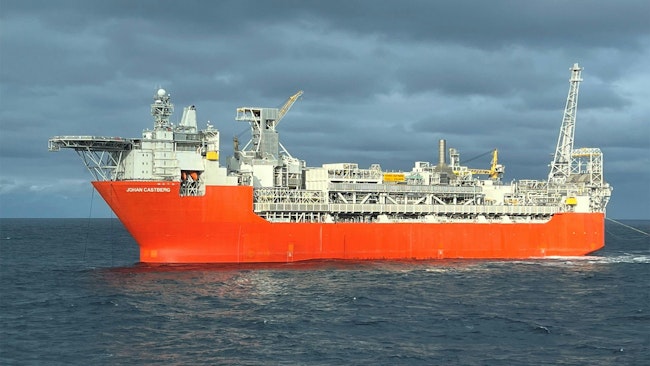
[
  {"xmin": 254, "ymin": 202, "xmax": 558, "ymax": 216},
  {"xmin": 329, "ymin": 182, "xmax": 481, "ymax": 194}
]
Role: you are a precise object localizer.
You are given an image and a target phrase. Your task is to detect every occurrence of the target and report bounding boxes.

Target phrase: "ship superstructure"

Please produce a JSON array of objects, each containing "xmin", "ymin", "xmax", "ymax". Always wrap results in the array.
[{"xmin": 49, "ymin": 64, "xmax": 612, "ymax": 263}]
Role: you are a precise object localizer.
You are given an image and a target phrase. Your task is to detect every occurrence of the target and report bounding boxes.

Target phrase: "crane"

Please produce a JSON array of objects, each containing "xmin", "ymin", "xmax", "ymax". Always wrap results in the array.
[
  {"xmin": 232, "ymin": 90, "xmax": 303, "ymax": 164},
  {"xmin": 468, "ymin": 149, "xmax": 504, "ymax": 180},
  {"xmin": 451, "ymin": 148, "xmax": 504, "ymax": 180}
]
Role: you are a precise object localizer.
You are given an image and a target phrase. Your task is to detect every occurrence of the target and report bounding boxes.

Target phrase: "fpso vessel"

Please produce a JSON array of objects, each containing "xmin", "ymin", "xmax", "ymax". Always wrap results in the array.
[{"xmin": 49, "ymin": 64, "xmax": 612, "ymax": 263}]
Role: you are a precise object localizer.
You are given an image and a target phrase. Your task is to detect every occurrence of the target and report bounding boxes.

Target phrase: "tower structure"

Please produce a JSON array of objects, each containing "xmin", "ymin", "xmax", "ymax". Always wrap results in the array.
[
  {"xmin": 151, "ymin": 88, "xmax": 174, "ymax": 129},
  {"xmin": 548, "ymin": 63, "xmax": 582, "ymax": 183}
]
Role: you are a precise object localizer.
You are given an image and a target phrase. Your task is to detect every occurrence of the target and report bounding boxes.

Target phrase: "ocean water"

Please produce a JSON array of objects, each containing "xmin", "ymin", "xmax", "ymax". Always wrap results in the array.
[{"xmin": 0, "ymin": 219, "xmax": 648, "ymax": 365}]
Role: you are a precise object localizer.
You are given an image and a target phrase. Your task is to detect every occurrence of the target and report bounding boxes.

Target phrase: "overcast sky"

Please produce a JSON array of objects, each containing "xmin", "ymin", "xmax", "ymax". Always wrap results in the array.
[{"xmin": 1, "ymin": 0, "xmax": 649, "ymax": 219}]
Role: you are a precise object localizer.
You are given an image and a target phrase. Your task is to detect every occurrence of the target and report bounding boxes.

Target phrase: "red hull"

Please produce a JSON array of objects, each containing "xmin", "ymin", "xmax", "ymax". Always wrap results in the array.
[{"xmin": 93, "ymin": 181, "xmax": 605, "ymax": 263}]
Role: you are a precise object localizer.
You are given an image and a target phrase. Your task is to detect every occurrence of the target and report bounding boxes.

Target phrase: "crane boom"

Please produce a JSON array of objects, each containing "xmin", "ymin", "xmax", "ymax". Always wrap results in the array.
[
  {"xmin": 277, "ymin": 90, "xmax": 303, "ymax": 125},
  {"xmin": 469, "ymin": 149, "xmax": 503, "ymax": 180},
  {"xmin": 548, "ymin": 63, "xmax": 582, "ymax": 183}
]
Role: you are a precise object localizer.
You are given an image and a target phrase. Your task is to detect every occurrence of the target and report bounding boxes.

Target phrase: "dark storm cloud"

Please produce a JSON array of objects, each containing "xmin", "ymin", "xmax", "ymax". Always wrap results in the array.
[
  {"xmin": 0, "ymin": 0, "xmax": 648, "ymax": 218},
  {"xmin": 303, "ymin": 1, "xmax": 650, "ymax": 49},
  {"xmin": 6, "ymin": 0, "xmax": 650, "ymax": 48},
  {"xmin": 4, "ymin": 1, "xmax": 648, "ymax": 101}
]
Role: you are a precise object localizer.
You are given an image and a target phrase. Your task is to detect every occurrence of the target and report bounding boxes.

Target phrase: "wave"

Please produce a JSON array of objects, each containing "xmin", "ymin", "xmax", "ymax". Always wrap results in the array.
[
  {"xmin": 544, "ymin": 254, "xmax": 650, "ymax": 264},
  {"xmin": 420, "ymin": 254, "xmax": 650, "ymax": 273}
]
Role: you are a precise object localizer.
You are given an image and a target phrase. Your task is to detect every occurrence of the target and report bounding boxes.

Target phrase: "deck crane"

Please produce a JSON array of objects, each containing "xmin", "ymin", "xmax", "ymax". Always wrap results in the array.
[
  {"xmin": 233, "ymin": 90, "xmax": 303, "ymax": 164},
  {"xmin": 548, "ymin": 63, "xmax": 582, "ymax": 183},
  {"xmin": 450, "ymin": 148, "xmax": 504, "ymax": 181},
  {"xmin": 468, "ymin": 149, "xmax": 504, "ymax": 180},
  {"xmin": 232, "ymin": 90, "xmax": 303, "ymax": 156}
]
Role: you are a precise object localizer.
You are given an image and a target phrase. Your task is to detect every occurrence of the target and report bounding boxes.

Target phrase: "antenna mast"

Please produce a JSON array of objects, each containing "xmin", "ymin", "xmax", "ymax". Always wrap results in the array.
[
  {"xmin": 548, "ymin": 63, "xmax": 583, "ymax": 183},
  {"xmin": 151, "ymin": 88, "xmax": 174, "ymax": 130}
]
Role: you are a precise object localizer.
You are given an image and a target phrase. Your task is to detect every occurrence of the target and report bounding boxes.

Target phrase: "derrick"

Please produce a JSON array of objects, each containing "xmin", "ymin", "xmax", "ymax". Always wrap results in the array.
[{"xmin": 548, "ymin": 63, "xmax": 582, "ymax": 183}]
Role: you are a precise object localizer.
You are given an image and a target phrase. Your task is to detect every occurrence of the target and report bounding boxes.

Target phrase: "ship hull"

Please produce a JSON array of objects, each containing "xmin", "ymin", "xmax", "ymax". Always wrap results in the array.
[{"xmin": 93, "ymin": 181, "xmax": 605, "ymax": 263}]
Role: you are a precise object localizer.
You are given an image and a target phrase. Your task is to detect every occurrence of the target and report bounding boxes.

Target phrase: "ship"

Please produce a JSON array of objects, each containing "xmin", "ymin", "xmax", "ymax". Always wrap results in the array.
[{"xmin": 49, "ymin": 64, "xmax": 612, "ymax": 263}]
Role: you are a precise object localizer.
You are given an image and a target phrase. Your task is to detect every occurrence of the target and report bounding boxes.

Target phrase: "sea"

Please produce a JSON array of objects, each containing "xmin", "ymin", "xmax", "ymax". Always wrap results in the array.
[{"xmin": 0, "ymin": 219, "xmax": 648, "ymax": 365}]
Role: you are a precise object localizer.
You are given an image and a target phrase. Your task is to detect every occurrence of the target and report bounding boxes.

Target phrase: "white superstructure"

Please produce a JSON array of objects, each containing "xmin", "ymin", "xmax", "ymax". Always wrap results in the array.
[{"xmin": 49, "ymin": 65, "xmax": 611, "ymax": 224}]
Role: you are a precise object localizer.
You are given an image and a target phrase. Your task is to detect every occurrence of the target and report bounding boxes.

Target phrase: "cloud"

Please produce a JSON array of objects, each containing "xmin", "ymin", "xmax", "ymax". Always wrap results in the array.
[
  {"xmin": 1, "ymin": 0, "xmax": 649, "ymax": 218},
  {"xmin": 0, "ymin": 176, "xmax": 87, "ymax": 196}
]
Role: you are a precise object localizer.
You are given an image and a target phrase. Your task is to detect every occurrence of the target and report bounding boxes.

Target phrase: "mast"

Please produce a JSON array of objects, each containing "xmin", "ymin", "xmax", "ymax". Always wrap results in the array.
[
  {"xmin": 548, "ymin": 63, "xmax": 583, "ymax": 183},
  {"xmin": 151, "ymin": 88, "xmax": 174, "ymax": 130}
]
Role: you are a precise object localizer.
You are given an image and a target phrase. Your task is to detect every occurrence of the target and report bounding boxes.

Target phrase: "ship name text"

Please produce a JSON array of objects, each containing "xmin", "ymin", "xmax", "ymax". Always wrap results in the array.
[{"xmin": 126, "ymin": 187, "xmax": 171, "ymax": 193}]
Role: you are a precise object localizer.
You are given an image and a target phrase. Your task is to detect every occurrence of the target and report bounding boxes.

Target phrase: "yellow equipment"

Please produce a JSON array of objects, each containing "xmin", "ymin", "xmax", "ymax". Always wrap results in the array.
[
  {"xmin": 277, "ymin": 90, "xmax": 303, "ymax": 126},
  {"xmin": 469, "ymin": 149, "xmax": 504, "ymax": 180}
]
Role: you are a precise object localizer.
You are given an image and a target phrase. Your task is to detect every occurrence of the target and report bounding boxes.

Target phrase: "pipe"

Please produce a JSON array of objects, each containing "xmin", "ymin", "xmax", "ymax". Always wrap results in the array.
[{"xmin": 439, "ymin": 139, "xmax": 446, "ymax": 166}]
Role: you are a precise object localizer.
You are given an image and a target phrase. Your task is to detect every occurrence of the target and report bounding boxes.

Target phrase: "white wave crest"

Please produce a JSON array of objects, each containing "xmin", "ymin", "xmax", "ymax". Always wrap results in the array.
[{"xmin": 546, "ymin": 254, "xmax": 650, "ymax": 264}]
